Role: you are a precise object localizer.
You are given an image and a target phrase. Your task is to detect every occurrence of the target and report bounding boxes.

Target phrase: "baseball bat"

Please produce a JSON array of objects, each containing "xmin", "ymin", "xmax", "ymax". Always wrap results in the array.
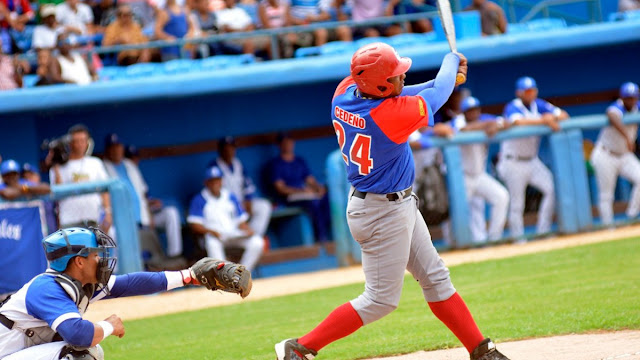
[{"xmin": 436, "ymin": 0, "xmax": 466, "ymax": 85}]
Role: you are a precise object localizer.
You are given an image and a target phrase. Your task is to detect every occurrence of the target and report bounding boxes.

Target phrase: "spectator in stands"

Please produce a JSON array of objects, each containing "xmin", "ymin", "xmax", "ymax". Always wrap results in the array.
[
  {"xmin": 56, "ymin": 0, "xmax": 95, "ymax": 35},
  {"xmin": 0, "ymin": 0, "xmax": 35, "ymax": 52},
  {"xmin": 464, "ymin": 0, "xmax": 507, "ymax": 36},
  {"xmin": 188, "ymin": 166, "xmax": 264, "ymax": 271},
  {"xmin": 32, "ymin": 5, "xmax": 63, "ymax": 50},
  {"xmin": 51, "ymin": 32, "xmax": 97, "ymax": 85},
  {"xmin": 189, "ymin": 0, "xmax": 218, "ymax": 57},
  {"xmin": 268, "ymin": 133, "xmax": 331, "ymax": 242},
  {"xmin": 386, "ymin": 0, "xmax": 432, "ymax": 34},
  {"xmin": 34, "ymin": 49, "xmax": 63, "ymax": 86},
  {"xmin": 215, "ymin": 0, "xmax": 265, "ymax": 55},
  {"xmin": 258, "ymin": 0, "xmax": 297, "ymax": 58},
  {"xmin": 619, "ymin": 0, "xmax": 640, "ymax": 11},
  {"xmin": 91, "ymin": 0, "xmax": 118, "ymax": 32},
  {"xmin": 155, "ymin": 0, "xmax": 195, "ymax": 61},
  {"xmin": 48, "ymin": 124, "xmax": 112, "ymax": 231},
  {"xmin": 0, "ymin": 39, "xmax": 27, "ymax": 90},
  {"xmin": 0, "ymin": 159, "xmax": 50, "ymax": 200},
  {"xmin": 103, "ymin": 133, "xmax": 186, "ymax": 259},
  {"xmin": 288, "ymin": 0, "xmax": 351, "ymax": 46},
  {"xmin": 210, "ymin": 136, "xmax": 272, "ymax": 239},
  {"xmin": 335, "ymin": 0, "xmax": 402, "ymax": 38},
  {"xmin": 103, "ymin": 4, "xmax": 152, "ymax": 65}
]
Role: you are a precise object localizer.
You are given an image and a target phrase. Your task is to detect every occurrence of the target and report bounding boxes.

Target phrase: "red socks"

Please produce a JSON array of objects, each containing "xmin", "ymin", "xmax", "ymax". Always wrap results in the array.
[
  {"xmin": 428, "ymin": 292, "xmax": 484, "ymax": 353},
  {"xmin": 298, "ymin": 302, "xmax": 364, "ymax": 352}
]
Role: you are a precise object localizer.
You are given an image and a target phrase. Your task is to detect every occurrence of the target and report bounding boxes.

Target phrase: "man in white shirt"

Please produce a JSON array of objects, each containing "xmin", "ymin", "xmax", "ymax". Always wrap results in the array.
[
  {"xmin": 56, "ymin": 0, "xmax": 94, "ymax": 35},
  {"xmin": 215, "ymin": 0, "xmax": 264, "ymax": 54},
  {"xmin": 103, "ymin": 133, "xmax": 185, "ymax": 258},
  {"xmin": 187, "ymin": 166, "xmax": 264, "ymax": 271},
  {"xmin": 32, "ymin": 5, "xmax": 60, "ymax": 50},
  {"xmin": 212, "ymin": 137, "xmax": 272, "ymax": 238},
  {"xmin": 49, "ymin": 124, "xmax": 112, "ymax": 231}
]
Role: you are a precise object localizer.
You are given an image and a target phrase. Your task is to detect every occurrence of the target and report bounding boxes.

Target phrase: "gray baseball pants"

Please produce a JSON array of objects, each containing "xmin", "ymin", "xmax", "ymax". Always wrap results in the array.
[{"xmin": 347, "ymin": 187, "xmax": 456, "ymax": 325}]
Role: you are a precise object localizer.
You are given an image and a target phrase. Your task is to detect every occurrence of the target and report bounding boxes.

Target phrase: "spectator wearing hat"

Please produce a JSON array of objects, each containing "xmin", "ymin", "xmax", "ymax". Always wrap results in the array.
[
  {"xmin": 103, "ymin": 133, "xmax": 186, "ymax": 260},
  {"xmin": 32, "ymin": 5, "xmax": 62, "ymax": 50},
  {"xmin": 48, "ymin": 124, "xmax": 112, "ymax": 231},
  {"xmin": 210, "ymin": 136, "xmax": 272, "ymax": 239},
  {"xmin": 267, "ymin": 133, "xmax": 331, "ymax": 242},
  {"xmin": 0, "ymin": 159, "xmax": 50, "ymax": 200},
  {"xmin": 188, "ymin": 166, "xmax": 264, "ymax": 271}
]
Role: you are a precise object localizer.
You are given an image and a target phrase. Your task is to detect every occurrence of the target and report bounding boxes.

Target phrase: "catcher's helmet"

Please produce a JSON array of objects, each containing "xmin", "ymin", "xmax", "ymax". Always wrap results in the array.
[
  {"xmin": 42, "ymin": 227, "xmax": 117, "ymax": 284},
  {"xmin": 350, "ymin": 42, "xmax": 411, "ymax": 98}
]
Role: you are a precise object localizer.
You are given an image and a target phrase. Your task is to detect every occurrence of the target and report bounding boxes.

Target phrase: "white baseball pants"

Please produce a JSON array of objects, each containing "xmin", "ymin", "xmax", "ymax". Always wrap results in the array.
[
  {"xmin": 248, "ymin": 198, "xmax": 272, "ymax": 237},
  {"xmin": 153, "ymin": 205, "xmax": 183, "ymax": 257},
  {"xmin": 497, "ymin": 157, "xmax": 555, "ymax": 238},
  {"xmin": 590, "ymin": 145, "xmax": 640, "ymax": 226},
  {"xmin": 465, "ymin": 172, "xmax": 509, "ymax": 242},
  {"xmin": 3, "ymin": 342, "xmax": 103, "ymax": 360},
  {"xmin": 346, "ymin": 188, "xmax": 456, "ymax": 325}
]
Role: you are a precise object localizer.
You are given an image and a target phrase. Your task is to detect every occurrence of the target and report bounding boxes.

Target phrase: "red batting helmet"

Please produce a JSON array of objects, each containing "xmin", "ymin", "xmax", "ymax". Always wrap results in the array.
[{"xmin": 350, "ymin": 42, "xmax": 412, "ymax": 97}]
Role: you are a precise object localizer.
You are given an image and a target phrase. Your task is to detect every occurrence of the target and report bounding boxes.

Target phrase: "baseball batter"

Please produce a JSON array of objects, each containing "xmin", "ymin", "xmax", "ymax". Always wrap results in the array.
[
  {"xmin": 590, "ymin": 82, "xmax": 640, "ymax": 226},
  {"xmin": 452, "ymin": 96, "xmax": 509, "ymax": 243},
  {"xmin": 497, "ymin": 76, "xmax": 568, "ymax": 240},
  {"xmin": 275, "ymin": 43, "xmax": 510, "ymax": 360}
]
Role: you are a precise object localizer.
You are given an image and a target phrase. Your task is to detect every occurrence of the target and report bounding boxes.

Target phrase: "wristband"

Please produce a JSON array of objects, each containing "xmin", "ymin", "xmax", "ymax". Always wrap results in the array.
[
  {"xmin": 180, "ymin": 269, "xmax": 193, "ymax": 285},
  {"xmin": 97, "ymin": 321, "xmax": 114, "ymax": 340}
]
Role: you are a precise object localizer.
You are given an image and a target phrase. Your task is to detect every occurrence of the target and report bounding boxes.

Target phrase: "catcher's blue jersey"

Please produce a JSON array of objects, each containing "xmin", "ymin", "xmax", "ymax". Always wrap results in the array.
[{"xmin": 331, "ymin": 77, "xmax": 433, "ymax": 194}]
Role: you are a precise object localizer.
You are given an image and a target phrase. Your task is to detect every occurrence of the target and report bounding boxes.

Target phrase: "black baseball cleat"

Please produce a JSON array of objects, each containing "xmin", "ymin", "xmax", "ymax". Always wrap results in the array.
[
  {"xmin": 470, "ymin": 338, "xmax": 510, "ymax": 360},
  {"xmin": 275, "ymin": 338, "xmax": 318, "ymax": 360}
]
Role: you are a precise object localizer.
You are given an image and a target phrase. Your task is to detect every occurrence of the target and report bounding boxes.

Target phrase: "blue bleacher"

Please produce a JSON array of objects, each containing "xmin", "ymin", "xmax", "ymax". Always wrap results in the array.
[
  {"xmin": 319, "ymin": 41, "xmax": 358, "ymax": 56},
  {"xmin": 162, "ymin": 58, "xmax": 199, "ymax": 74},
  {"xmin": 22, "ymin": 74, "xmax": 39, "ymax": 88},
  {"xmin": 124, "ymin": 62, "xmax": 159, "ymax": 78},
  {"xmin": 387, "ymin": 32, "xmax": 437, "ymax": 48},
  {"xmin": 294, "ymin": 46, "xmax": 321, "ymax": 58},
  {"xmin": 526, "ymin": 17, "xmax": 567, "ymax": 31},
  {"xmin": 355, "ymin": 36, "xmax": 389, "ymax": 48},
  {"xmin": 609, "ymin": 9, "xmax": 640, "ymax": 22},
  {"xmin": 507, "ymin": 22, "xmax": 530, "ymax": 34}
]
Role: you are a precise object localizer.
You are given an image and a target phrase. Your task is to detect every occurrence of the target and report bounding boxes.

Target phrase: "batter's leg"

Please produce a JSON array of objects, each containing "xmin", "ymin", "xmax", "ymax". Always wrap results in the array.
[
  {"xmin": 296, "ymin": 196, "xmax": 415, "ymax": 354},
  {"xmin": 619, "ymin": 153, "xmax": 640, "ymax": 219},
  {"xmin": 475, "ymin": 173, "xmax": 509, "ymax": 242},
  {"xmin": 405, "ymin": 204, "xmax": 484, "ymax": 353},
  {"xmin": 529, "ymin": 158, "xmax": 555, "ymax": 234},
  {"xmin": 248, "ymin": 198, "xmax": 272, "ymax": 237},
  {"xmin": 590, "ymin": 147, "xmax": 619, "ymax": 226},
  {"xmin": 497, "ymin": 158, "xmax": 529, "ymax": 239}
]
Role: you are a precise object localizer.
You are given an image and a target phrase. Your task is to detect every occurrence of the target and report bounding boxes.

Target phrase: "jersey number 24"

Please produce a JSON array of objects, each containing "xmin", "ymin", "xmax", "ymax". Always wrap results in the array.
[{"xmin": 333, "ymin": 121, "xmax": 373, "ymax": 175}]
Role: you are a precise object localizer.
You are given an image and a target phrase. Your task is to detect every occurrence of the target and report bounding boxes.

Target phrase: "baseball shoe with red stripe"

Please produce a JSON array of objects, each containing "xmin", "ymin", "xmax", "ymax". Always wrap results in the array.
[{"xmin": 275, "ymin": 338, "xmax": 317, "ymax": 360}]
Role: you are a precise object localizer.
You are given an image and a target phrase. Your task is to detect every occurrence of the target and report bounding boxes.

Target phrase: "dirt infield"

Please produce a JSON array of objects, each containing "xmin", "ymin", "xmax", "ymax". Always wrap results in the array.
[{"xmin": 84, "ymin": 224, "xmax": 640, "ymax": 359}]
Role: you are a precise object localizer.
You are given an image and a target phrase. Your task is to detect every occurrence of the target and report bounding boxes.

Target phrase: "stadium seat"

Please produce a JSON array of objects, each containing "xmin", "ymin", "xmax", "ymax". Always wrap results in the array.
[
  {"xmin": 98, "ymin": 66, "xmax": 125, "ymax": 81},
  {"xmin": 319, "ymin": 41, "xmax": 357, "ymax": 56},
  {"xmin": 162, "ymin": 58, "xmax": 199, "ymax": 74},
  {"xmin": 199, "ymin": 54, "xmax": 256, "ymax": 70},
  {"xmin": 388, "ymin": 32, "xmax": 437, "ymax": 48},
  {"xmin": 526, "ymin": 18, "xmax": 567, "ymax": 31},
  {"xmin": 623, "ymin": 9, "xmax": 640, "ymax": 21},
  {"xmin": 507, "ymin": 23, "xmax": 530, "ymax": 34},
  {"xmin": 355, "ymin": 36, "xmax": 389, "ymax": 48},
  {"xmin": 22, "ymin": 74, "xmax": 39, "ymax": 88},
  {"xmin": 294, "ymin": 46, "xmax": 321, "ymax": 58},
  {"xmin": 125, "ymin": 63, "xmax": 159, "ymax": 78}
]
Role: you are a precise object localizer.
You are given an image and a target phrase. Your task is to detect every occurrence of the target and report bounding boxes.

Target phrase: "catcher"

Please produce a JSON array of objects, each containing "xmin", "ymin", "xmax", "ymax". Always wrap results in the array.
[{"xmin": 0, "ymin": 227, "xmax": 251, "ymax": 360}]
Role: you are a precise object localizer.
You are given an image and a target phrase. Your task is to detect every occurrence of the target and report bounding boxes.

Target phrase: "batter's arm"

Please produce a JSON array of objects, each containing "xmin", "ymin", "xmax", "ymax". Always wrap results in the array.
[
  {"xmin": 415, "ymin": 53, "xmax": 461, "ymax": 112},
  {"xmin": 401, "ymin": 53, "xmax": 461, "ymax": 98}
]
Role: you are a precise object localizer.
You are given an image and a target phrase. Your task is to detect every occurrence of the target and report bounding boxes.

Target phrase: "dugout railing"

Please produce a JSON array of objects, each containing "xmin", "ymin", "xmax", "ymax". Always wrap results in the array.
[
  {"xmin": 327, "ymin": 112, "xmax": 640, "ymax": 264},
  {"xmin": 0, "ymin": 179, "xmax": 142, "ymax": 273}
]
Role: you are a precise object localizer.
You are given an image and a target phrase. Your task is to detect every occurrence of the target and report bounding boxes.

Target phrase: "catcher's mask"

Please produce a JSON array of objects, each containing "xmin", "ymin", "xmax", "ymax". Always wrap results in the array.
[{"xmin": 43, "ymin": 227, "xmax": 117, "ymax": 286}]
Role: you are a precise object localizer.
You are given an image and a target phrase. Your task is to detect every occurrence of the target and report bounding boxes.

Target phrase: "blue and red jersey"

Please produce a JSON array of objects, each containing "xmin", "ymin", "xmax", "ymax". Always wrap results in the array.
[{"xmin": 331, "ymin": 77, "xmax": 434, "ymax": 194}]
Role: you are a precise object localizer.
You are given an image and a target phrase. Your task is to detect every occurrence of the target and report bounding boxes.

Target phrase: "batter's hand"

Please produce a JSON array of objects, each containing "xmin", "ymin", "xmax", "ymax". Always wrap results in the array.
[
  {"xmin": 455, "ymin": 53, "xmax": 468, "ymax": 85},
  {"xmin": 104, "ymin": 314, "xmax": 125, "ymax": 338}
]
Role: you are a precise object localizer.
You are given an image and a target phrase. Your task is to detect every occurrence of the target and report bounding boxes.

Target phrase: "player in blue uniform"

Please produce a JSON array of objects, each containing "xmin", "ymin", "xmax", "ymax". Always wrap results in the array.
[
  {"xmin": 0, "ymin": 227, "xmax": 238, "ymax": 360},
  {"xmin": 274, "ymin": 43, "xmax": 509, "ymax": 360}
]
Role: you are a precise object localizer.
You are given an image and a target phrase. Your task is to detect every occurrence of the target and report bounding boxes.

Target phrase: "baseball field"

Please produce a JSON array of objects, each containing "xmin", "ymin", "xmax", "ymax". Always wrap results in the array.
[{"xmin": 87, "ymin": 226, "xmax": 640, "ymax": 360}]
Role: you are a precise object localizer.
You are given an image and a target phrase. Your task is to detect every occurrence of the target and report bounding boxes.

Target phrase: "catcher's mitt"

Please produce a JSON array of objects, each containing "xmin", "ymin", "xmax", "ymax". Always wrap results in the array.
[{"xmin": 190, "ymin": 258, "xmax": 252, "ymax": 298}]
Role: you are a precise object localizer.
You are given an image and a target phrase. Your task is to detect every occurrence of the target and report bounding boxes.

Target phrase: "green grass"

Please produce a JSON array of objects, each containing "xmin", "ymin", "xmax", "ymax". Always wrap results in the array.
[{"xmin": 101, "ymin": 238, "xmax": 640, "ymax": 360}]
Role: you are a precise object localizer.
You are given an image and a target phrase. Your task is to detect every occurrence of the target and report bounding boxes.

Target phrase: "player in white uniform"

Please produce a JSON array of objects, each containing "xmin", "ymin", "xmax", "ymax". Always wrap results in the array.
[
  {"xmin": 590, "ymin": 82, "xmax": 640, "ymax": 227},
  {"xmin": 213, "ymin": 137, "xmax": 272, "ymax": 238},
  {"xmin": 452, "ymin": 96, "xmax": 509, "ymax": 243},
  {"xmin": 497, "ymin": 77, "xmax": 569, "ymax": 240}
]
